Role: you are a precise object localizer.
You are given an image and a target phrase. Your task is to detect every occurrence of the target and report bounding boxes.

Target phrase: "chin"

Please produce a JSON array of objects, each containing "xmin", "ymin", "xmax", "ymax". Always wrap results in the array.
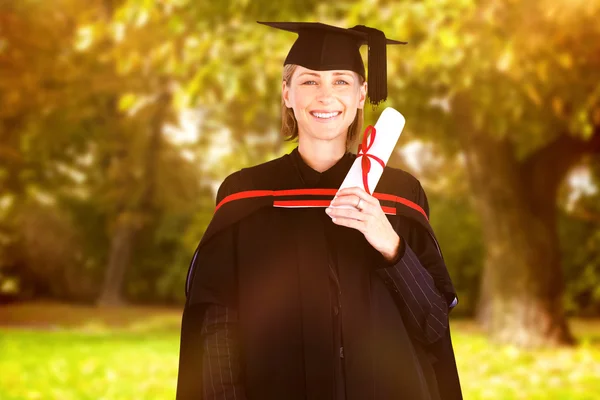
[
  {"xmin": 311, "ymin": 131, "xmax": 348, "ymax": 143},
  {"xmin": 309, "ymin": 124, "xmax": 349, "ymax": 138}
]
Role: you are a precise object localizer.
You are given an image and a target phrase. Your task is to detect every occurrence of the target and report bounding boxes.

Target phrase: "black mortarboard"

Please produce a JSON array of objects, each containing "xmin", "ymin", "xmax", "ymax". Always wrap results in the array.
[{"xmin": 258, "ymin": 21, "xmax": 406, "ymax": 106}]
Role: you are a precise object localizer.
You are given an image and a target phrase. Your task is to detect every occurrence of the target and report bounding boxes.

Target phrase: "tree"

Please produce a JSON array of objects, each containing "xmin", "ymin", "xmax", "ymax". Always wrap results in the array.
[
  {"xmin": 0, "ymin": 0, "xmax": 205, "ymax": 304},
  {"xmin": 366, "ymin": 0, "xmax": 600, "ymax": 346},
  {"xmin": 4, "ymin": 0, "xmax": 599, "ymax": 337}
]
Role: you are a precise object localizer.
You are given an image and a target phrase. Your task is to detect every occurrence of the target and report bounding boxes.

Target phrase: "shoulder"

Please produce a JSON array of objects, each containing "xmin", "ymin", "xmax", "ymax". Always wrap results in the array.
[
  {"xmin": 216, "ymin": 153, "xmax": 293, "ymax": 203},
  {"xmin": 240, "ymin": 153, "xmax": 292, "ymax": 183}
]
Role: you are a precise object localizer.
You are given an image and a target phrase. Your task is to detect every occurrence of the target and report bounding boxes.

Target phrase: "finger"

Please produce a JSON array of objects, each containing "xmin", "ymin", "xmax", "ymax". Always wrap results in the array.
[
  {"xmin": 332, "ymin": 193, "xmax": 376, "ymax": 208},
  {"xmin": 336, "ymin": 186, "xmax": 367, "ymax": 197},
  {"xmin": 333, "ymin": 195, "xmax": 365, "ymax": 209},
  {"xmin": 336, "ymin": 187, "xmax": 369, "ymax": 202},
  {"xmin": 331, "ymin": 215, "xmax": 366, "ymax": 232},
  {"xmin": 331, "ymin": 197, "xmax": 381, "ymax": 217},
  {"xmin": 330, "ymin": 195, "xmax": 356, "ymax": 207},
  {"xmin": 326, "ymin": 207, "xmax": 366, "ymax": 221},
  {"xmin": 336, "ymin": 187, "xmax": 378, "ymax": 206}
]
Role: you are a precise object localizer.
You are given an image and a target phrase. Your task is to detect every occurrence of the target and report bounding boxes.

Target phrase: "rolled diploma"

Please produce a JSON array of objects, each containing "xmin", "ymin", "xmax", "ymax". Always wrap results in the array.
[{"xmin": 332, "ymin": 107, "xmax": 405, "ymax": 209}]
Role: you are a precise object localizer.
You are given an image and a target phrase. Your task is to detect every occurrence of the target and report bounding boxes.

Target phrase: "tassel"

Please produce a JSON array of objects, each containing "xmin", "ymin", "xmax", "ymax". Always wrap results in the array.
[{"xmin": 350, "ymin": 25, "xmax": 388, "ymax": 106}]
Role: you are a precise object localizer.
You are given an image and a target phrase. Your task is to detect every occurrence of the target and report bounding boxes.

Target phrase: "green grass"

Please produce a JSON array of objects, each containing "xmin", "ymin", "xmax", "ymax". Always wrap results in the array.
[
  {"xmin": 0, "ymin": 331, "xmax": 178, "ymax": 400},
  {"xmin": 1, "ymin": 303, "xmax": 599, "ymax": 400},
  {"xmin": 451, "ymin": 321, "xmax": 600, "ymax": 400}
]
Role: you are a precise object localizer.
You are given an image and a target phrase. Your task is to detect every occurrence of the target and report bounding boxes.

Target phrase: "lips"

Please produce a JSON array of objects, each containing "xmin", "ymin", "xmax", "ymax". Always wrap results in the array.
[{"xmin": 310, "ymin": 111, "xmax": 341, "ymax": 119}]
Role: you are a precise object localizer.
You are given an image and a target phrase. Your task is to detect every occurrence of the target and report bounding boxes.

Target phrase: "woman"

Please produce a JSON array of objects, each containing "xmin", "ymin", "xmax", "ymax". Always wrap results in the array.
[{"xmin": 177, "ymin": 22, "xmax": 462, "ymax": 400}]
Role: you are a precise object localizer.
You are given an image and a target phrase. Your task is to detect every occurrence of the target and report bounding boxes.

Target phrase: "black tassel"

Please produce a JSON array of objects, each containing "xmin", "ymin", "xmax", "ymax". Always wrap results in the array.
[{"xmin": 350, "ymin": 25, "xmax": 387, "ymax": 106}]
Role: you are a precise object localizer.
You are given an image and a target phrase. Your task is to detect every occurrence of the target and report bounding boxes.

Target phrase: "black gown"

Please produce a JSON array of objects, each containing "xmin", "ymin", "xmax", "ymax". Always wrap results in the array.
[{"xmin": 177, "ymin": 148, "xmax": 462, "ymax": 400}]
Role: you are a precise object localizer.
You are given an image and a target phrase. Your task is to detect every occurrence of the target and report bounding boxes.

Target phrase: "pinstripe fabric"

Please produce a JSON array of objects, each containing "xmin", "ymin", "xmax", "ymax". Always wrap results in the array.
[
  {"xmin": 380, "ymin": 243, "xmax": 449, "ymax": 344},
  {"xmin": 201, "ymin": 305, "xmax": 246, "ymax": 399}
]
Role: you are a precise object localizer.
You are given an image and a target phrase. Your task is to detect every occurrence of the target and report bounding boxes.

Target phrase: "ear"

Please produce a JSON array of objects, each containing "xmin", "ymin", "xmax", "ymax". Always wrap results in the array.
[
  {"xmin": 282, "ymin": 80, "xmax": 292, "ymax": 108},
  {"xmin": 357, "ymin": 81, "xmax": 367, "ymax": 109}
]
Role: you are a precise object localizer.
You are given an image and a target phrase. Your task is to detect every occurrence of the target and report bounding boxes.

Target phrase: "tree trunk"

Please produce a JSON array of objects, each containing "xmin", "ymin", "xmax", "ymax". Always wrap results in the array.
[
  {"xmin": 475, "ymin": 260, "xmax": 493, "ymax": 332},
  {"xmin": 0, "ymin": 116, "xmax": 26, "ymax": 197},
  {"xmin": 463, "ymin": 134, "xmax": 574, "ymax": 347},
  {"xmin": 97, "ymin": 217, "xmax": 134, "ymax": 306},
  {"xmin": 96, "ymin": 87, "xmax": 171, "ymax": 306}
]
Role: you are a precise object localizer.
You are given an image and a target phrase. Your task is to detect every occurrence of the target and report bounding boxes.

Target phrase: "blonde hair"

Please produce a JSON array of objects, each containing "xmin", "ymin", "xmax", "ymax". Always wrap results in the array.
[{"xmin": 281, "ymin": 64, "xmax": 365, "ymax": 151}]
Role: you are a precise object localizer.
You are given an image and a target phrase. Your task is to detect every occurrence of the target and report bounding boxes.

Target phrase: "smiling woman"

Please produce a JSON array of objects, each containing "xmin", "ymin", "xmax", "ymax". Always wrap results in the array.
[
  {"xmin": 281, "ymin": 64, "xmax": 366, "ymax": 151},
  {"xmin": 177, "ymin": 21, "xmax": 462, "ymax": 400}
]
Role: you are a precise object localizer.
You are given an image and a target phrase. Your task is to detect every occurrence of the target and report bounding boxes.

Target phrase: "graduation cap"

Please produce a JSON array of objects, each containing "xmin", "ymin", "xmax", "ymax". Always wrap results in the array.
[{"xmin": 258, "ymin": 21, "xmax": 406, "ymax": 106}]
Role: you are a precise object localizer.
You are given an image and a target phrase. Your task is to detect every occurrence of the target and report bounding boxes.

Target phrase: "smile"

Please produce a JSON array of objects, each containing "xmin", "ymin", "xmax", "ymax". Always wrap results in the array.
[{"xmin": 310, "ymin": 111, "xmax": 341, "ymax": 120}]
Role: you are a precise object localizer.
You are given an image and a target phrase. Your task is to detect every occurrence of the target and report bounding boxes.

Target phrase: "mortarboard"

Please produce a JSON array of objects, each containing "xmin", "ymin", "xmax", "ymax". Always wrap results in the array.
[{"xmin": 258, "ymin": 21, "xmax": 407, "ymax": 106}]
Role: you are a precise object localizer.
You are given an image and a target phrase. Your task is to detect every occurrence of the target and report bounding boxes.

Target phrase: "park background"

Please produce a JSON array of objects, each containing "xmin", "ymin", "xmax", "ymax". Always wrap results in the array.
[{"xmin": 1, "ymin": 0, "xmax": 600, "ymax": 398}]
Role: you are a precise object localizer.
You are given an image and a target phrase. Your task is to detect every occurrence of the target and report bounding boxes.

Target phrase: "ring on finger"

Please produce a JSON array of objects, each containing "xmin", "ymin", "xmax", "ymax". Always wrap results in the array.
[{"xmin": 356, "ymin": 197, "xmax": 363, "ymax": 211}]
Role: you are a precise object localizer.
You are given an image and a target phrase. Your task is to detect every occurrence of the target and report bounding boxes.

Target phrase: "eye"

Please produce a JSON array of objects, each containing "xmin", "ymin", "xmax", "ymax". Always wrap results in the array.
[
  {"xmin": 301, "ymin": 80, "xmax": 318, "ymax": 85},
  {"xmin": 335, "ymin": 79, "xmax": 350, "ymax": 85}
]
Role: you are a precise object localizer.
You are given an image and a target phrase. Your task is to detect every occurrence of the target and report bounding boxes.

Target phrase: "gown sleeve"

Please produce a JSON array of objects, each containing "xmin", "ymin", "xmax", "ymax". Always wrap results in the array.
[
  {"xmin": 410, "ymin": 181, "xmax": 457, "ymax": 305},
  {"xmin": 177, "ymin": 172, "xmax": 245, "ymax": 399},
  {"xmin": 201, "ymin": 304, "xmax": 247, "ymax": 399},
  {"xmin": 374, "ymin": 179, "xmax": 457, "ymax": 344},
  {"xmin": 378, "ymin": 241, "xmax": 449, "ymax": 344},
  {"xmin": 407, "ymin": 181, "xmax": 463, "ymax": 399}
]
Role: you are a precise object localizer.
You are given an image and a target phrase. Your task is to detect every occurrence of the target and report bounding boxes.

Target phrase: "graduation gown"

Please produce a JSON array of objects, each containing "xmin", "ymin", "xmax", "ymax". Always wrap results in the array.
[{"xmin": 177, "ymin": 148, "xmax": 462, "ymax": 400}]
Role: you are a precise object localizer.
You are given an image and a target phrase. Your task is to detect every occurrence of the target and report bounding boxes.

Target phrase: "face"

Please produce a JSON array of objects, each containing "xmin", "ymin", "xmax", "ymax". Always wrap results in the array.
[{"xmin": 282, "ymin": 66, "xmax": 367, "ymax": 145}]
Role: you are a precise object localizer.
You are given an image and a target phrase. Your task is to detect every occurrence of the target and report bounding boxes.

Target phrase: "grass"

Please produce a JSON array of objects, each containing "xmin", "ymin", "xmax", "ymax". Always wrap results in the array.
[
  {"xmin": 451, "ymin": 320, "xmax": 600, "ymax": 400},
  {"xmin": 1, "ymin": 303, "xmax": 599, "ymax": 400}
]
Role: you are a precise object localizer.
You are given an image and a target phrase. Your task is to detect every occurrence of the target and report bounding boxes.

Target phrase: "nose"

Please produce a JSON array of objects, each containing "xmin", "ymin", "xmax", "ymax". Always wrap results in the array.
[{"xmin": 316, "ymin": 83, "xmax": 334, "ymax": 104}]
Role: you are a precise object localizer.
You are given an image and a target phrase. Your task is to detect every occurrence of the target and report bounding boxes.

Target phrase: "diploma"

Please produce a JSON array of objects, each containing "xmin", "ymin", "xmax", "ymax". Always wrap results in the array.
[{"xmin": 333, "ymin": 107, "xmax": 405, "ymax": 208}]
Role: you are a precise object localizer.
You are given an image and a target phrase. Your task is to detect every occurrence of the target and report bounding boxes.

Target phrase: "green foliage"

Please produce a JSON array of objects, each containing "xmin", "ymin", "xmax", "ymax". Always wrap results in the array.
[
  {"xmin": 560, "ymin": 218, "xmax": 600, "ymax": 315},
  {"xmin": 0, "ymin": 0, "xmax": 212, "ymax": 302},
  {"xmin": 1, "ymin": 0, "xmax": 599, "ymax": 312},
  {"xmin": 428, "ymin": 191, "xmax": 484, "ymax": 315},
  {"xmin": 345, "ymin": 0, "xmax": 600, "ymax": 158},
  {"xmin": 558, "ymin": 158, "xmax": 600, "ymax": 315},
  {"xmin": 406, "ymin": 146, "xmax": 600, "ymax": 316}
]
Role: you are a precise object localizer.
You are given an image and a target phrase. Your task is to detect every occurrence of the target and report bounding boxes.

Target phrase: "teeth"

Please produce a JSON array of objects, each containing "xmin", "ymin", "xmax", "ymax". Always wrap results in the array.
[{"xmin": 311, "ymin": 112, "xmax": 340, "ymax": 119}]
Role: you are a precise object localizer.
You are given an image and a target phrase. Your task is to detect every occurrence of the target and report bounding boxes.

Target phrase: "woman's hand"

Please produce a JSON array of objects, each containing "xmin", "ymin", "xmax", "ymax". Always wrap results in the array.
[{"xmin": 325, "ymin": 187, "xmax": 400, "ymax": 262}]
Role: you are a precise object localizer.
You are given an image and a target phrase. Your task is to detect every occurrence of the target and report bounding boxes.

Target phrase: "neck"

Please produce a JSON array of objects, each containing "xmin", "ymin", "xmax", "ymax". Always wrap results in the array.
[{"xmin": 297, "ymin": 137, "xmax": 346, "ymax": 173}]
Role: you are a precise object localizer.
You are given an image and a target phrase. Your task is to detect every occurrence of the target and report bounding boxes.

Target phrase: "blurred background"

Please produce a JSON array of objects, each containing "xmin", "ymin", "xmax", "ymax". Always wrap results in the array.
[{"xmin": 1, "ymin": 0, "xmax": 599, "ymax": 399}]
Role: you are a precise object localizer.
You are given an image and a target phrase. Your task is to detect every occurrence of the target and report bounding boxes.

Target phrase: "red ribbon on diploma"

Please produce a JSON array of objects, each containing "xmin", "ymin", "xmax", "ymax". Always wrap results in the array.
[{"xmin": 357, "ymin": 125, "xmax": 386, "ymax": 194}]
